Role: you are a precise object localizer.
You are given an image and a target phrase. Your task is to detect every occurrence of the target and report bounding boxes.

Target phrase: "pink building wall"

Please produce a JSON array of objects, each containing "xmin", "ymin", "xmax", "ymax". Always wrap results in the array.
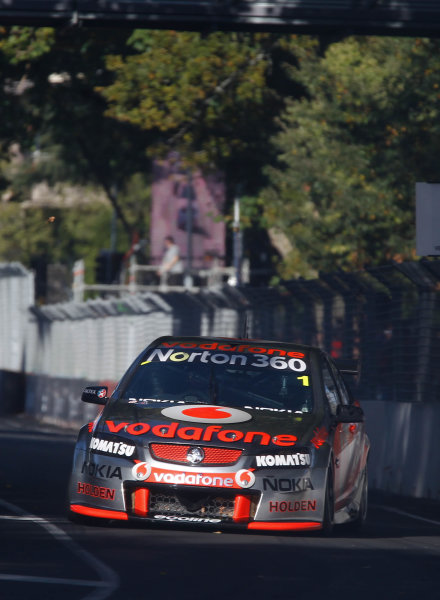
[{"xmin": 151, "ymin": 158, "xmax": 226, "ymax": 269}]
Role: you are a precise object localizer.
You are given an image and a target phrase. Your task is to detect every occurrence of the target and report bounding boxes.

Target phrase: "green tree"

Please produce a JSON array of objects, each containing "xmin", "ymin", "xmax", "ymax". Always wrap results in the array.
[
  {"xmin": 98, "ymin": 31, "xmax": 314, "ymax": 281},
  {"xmin": 261, "ymin": 36, "xmax": 440, "ymax": 278},
  {"xmin": 0, "ymin": 28, "xmax": 56, "ymax": 192},
  {"xmin": 98, "ymin": 31, "xmax": 312, "ymax": 196},
  {"xmin": 0, "ymin": 201, "xmax": 115, "ymax": 280},
  {"xmin": 0, "ymin": 27, "xmax": 153, "ymax": 282}
]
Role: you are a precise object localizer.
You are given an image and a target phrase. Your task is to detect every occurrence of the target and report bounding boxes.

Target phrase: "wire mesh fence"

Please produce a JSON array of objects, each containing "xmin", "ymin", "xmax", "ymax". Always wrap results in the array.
[{"xmin": 2, "ymin": 260, "xmax": 440, "ymax": 403}]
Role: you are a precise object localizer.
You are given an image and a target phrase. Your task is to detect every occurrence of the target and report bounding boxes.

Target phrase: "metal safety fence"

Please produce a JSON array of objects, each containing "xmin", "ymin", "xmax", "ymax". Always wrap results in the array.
[
  {"xmin": 1, "ymin": 260, "xmax": 440, "ymax": 403},
  {"xmin": 0, "ymin": 263, "xmax": 35, "ymax": 372}
]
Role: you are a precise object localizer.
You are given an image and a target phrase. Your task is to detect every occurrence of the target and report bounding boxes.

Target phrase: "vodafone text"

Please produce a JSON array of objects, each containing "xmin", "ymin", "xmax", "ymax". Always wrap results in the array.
[
  {"xmin": 143, "ymin": 467, "xmax": 254, "ymax": 489},
  {"xmin": 153, "ymin": 471, "xmax": 234, "ymax": 487},
  {"xmin": 105, "ymin": 420, "xmax": 297, "ymax": 447},
  {"xmin": 159, "ymin": 341, "xmax": 305, "ymax": 357}
]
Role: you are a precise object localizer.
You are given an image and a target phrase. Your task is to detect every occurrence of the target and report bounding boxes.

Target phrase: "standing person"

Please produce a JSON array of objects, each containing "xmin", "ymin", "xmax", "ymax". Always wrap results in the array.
[{"xmin": 157, "ymin": 235, "xmax": 183, "ymax": 285}]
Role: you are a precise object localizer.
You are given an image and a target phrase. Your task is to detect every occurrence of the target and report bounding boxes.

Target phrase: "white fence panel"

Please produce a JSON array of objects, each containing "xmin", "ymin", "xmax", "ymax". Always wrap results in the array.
[{"xmin": 0, "ymin": 264, "xmax": 34, "ymax": 372}]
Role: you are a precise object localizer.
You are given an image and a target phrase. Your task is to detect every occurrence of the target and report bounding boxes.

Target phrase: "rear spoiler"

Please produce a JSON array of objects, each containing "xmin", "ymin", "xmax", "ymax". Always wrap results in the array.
[{"xmin": 334, "ymin": 359, "xmax": 359, "ymax": 376}]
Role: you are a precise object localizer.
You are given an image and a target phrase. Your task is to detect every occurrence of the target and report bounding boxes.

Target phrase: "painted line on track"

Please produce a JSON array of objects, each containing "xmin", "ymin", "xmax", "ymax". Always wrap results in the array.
[
  {"xmin": 0, "ymin": 574, "xmax": 110, "ymax": 587},
  {"xmin": 0, "ymin": 498, "xmax": 119, "ymax": 600},
  {"xmin": 374, "ymin": 504, "xmax": 440, "ymax": 527}
]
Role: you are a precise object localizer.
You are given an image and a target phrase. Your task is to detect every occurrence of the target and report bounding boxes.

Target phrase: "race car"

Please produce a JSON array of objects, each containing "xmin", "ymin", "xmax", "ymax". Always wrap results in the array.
[{"xmin": 68, "ymin": 336, "xmax": 369, "ymax": 533}]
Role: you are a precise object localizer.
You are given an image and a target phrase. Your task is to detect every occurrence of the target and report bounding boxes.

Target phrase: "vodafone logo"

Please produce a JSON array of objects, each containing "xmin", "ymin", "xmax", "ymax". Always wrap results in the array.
[
  {"xmin": 235, "ymin": 469, "xmax": 256, "ymax": 489},
  {"xmin": 161, "ymin": 405, "xmax": 252, "ymax": 424},
  {"xmin": 132, "ymin": 462, "xmax": 152, "ymax": 481},
  {"xmin": 105, "ymin": 419, "xmax": 297, "ymax": 447},
  {"xmin": 131, "ymin": 465, "xmax": 254, "ymax": 490}
]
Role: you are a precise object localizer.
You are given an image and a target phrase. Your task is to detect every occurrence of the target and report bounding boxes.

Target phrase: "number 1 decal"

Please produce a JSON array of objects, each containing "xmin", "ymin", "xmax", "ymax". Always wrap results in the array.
[{"xmin": 297, "ymin": 376, "xmax": 309, "ymax": 387}]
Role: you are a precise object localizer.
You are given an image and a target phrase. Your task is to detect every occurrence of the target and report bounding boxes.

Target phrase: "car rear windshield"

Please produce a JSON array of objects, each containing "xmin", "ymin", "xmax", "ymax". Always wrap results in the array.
[{"xmin": 120, "ymin": 341, "xmax": 313, "ymax": 413}]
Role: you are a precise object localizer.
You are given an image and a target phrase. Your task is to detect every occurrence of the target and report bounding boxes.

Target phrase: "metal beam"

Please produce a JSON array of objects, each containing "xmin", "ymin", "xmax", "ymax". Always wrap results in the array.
[{"xmin": 1, "ymin": 1, "xmax": 440, "ymax": 35}]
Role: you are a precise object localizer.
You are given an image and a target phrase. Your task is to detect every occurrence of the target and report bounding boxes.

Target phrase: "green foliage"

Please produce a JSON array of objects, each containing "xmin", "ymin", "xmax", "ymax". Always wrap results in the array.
[
  {"xmin": 116, "ymin": 172, "xmax": 152, "ymax": 245},
  {"xmin": 0, "ymin": 27, "xmax": 152, "ymax": 286},
  {"xmin": 0, "ymin": 201, "xmax": 117, "ymax": 276},
  {"xmin": 102, "ymin": 31, "xmax": 268, "ymax": 133},
  {"xmin": 261, "ymin": 36, "xmax": 436, "ymax": 277},
  {"xmin": 99, "ymin": 31, "xmax": 291, "ymax": 189},
  {"xmin": 2, "ymin": 27, "xmax": 440, "ymax": 290},
  {"xmin": 0, "ymin": 26, "xmax": 55, "ymax": 63},
  {"xmin": 58, "ymin": 202, "xmax": 127, "ymax": 283}
]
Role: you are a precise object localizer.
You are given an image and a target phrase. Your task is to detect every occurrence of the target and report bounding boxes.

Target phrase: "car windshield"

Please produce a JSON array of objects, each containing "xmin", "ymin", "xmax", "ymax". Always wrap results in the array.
[{"xmin": 120, "ymin": 342, "xmax": 313, "ymax": 413}]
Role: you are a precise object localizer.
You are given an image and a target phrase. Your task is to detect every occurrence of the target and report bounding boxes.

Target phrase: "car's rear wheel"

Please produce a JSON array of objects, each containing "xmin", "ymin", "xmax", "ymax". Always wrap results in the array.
[{"xmin": 321, "ymin": 465, "xmax": 335, "ymax": 535}]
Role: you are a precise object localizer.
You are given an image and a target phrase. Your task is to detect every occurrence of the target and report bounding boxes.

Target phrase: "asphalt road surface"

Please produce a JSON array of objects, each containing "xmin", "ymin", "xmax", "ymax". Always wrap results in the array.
[{"xmin": 1, "ymin": 415, "xmax": 439, "ymax": 600}]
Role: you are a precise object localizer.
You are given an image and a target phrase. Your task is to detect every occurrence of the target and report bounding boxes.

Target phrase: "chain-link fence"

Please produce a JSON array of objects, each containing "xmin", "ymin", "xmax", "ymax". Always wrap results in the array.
[
  {"xmin": 15, "ymin": 260, "xmax": 440, "ymax": 403},
  {"xmin": 1, "ymin": 260, "xmax": 440, "ymax": 403}
]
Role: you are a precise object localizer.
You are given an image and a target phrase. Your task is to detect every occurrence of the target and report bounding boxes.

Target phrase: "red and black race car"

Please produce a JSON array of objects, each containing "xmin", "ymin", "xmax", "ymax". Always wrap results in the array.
[{"xmin": 68, "ymin": 336, "xmax": 369, "ymax": 533}]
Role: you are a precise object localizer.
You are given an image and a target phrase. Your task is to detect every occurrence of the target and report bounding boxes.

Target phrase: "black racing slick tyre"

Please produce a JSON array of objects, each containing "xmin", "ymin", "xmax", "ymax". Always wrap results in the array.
[{"xmin": 321, "ymin": 467, "xmax": 335, "ymax": 536}]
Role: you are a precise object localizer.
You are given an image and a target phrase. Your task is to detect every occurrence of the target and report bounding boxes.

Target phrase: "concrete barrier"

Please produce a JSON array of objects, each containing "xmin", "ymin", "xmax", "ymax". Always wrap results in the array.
[
  {"xmin": 364, "ymin": 401, "xmax": 440, "ymax": 500},
  {"xmin": 24, "ymin": 374, "xmax": 115, "ymax": 429}
]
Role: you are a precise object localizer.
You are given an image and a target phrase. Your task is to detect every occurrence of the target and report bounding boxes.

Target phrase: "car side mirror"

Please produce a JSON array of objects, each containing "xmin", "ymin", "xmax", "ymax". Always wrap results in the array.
[
  {"xmin": 335, "ymin": 403, "xmax": 364, "ymax": 423},
  {"xmin": 81, "ymin": 386, "xmax": 108, "ymax": 405}
]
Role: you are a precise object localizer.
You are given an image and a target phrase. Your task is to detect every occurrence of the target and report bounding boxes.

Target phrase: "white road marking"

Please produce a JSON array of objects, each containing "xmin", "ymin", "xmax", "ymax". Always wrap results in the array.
[
  {"xmin": 375, "ymin": 504, "xmax": 440, "ymax": 527},
  {"xmin": 0, "ymin": 498, "xmax": 119, "ymax": 600},
  {"xmin": 0, "ymin": 574, "xmax": 109, "ymax": 587}
]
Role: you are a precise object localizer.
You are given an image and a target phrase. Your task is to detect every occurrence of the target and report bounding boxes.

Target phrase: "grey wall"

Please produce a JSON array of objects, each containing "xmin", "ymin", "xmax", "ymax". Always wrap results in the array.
[{"xmin": 364, "ymin": 401, "xmax": 440, "ymax": 500}]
